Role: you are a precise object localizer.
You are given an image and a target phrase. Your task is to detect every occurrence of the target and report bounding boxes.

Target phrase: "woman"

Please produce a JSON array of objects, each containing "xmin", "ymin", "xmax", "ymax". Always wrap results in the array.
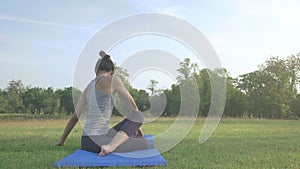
[{"xmin": 55, "ymin": 51, "xmax": 150, "ymax": 156}]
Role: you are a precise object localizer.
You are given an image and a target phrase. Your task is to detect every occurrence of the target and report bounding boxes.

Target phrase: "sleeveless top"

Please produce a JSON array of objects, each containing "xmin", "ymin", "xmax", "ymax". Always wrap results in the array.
[{"xmin": 82, "ymin": 76, "xmax": 115, "ymax": 136}]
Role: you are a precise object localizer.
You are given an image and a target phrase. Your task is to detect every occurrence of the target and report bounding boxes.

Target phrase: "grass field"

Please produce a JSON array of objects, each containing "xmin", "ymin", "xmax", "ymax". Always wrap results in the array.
[{"xmin": 0, "ymin": 116, "xmax": 299, "ymax": 169}]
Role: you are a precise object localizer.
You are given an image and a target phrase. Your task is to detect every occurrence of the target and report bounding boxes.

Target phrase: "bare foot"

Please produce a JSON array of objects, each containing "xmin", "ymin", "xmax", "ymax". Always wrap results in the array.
[
  {"xmin": 99, "ymin": 145, "xmax": 114, "ymax": 156},
  {"xmin": 134, "ymin": 128, "xmax": 144, "ymax": 138}
]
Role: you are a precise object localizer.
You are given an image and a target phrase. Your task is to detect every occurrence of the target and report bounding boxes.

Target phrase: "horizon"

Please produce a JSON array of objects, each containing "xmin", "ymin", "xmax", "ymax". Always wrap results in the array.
[{"xmin": 1, "ymin": 1, "xmax": 300, "ymax": 90}]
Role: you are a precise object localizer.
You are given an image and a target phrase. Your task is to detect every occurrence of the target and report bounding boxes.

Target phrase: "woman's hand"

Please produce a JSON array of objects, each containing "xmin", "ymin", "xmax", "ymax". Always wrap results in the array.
[
  {"xmin": 54, "ymin": 139, "xmax": 65, "ymax": 146},
  {"xmin": 134, "ymin": 127, "xmax": 144, "ymax": 138}
]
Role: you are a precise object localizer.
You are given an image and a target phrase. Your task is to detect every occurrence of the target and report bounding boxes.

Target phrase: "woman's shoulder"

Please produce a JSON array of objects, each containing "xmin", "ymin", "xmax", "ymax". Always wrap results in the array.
[
  {"xmin": 96, "ymin": 75, "xmax": 123, "ymax": 87},
  {"xmin": 106, "ymin": 75, "xmax": 122, "ymax": 82},
  {"xmin": 94, "ymin": 75, "xmax": 113, "ymax": 81},
  {"xmin": 98, "ymin": 75, "xmax": 118, "ymax": 82}
]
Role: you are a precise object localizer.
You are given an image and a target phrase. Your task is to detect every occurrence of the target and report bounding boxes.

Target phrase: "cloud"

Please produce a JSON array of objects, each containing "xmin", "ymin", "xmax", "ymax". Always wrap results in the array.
[{"xmin": 0, "ymin": 14, "xmax": 98, "ymax": 31}]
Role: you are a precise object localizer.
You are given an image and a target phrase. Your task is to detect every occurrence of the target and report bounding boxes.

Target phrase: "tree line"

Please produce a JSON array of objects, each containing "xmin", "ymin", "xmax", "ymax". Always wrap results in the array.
[
  {"xmin": 158, "ymin": 53, "xmax": 300, "ymax": 119},
  {"xmin": 0, "ymin": 52, "xmax": 299, "ymax": 119},
  {"xmin": 116, "ymin": 52, "xmax": 300, "ymax": 119},
  {"xmin": 0, "ymin": 80, "xmax": 81, "ymax": 115}
]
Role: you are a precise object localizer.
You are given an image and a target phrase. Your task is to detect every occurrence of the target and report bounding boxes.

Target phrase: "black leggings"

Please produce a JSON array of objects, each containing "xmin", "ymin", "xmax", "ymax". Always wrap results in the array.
[{"xmin": 81, "ymin": 111, "xmax": 150, "ymax": 153}]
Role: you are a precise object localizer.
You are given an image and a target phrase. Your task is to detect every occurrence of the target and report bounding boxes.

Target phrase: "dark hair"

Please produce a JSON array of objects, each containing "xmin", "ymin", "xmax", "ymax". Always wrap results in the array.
[{"xmin": 95, "ymin": 54, "xmax": 114, "ymax": 73}]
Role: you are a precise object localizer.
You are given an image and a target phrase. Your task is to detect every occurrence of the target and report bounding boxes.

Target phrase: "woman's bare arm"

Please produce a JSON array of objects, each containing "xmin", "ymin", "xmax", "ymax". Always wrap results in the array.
[
  {"xmin": 112, "ymin": 76, "xmax": 144, "ymax": 136},
  {"xmin": 54, "ymin": 87, "xmax": 88, "ymax": 146},
  {"xmin": 113, "ymin": 77, "xmax": 138, "ymax": 112}
]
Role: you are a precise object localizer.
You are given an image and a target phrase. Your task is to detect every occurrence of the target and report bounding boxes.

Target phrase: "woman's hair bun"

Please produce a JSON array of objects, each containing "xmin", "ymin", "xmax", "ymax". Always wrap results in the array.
[
  {"xmin": 95, "ymin": 50, "xmax": 114, "ymax": 73},
  {"xmin": 103, "ymin": 54, "xmax": 110, "ymax": 60},
  {"xmin": 99, "ymin": 50, "xmax": 111, "ymax": 60},
  {"xmin": 99, "ymin": 50, "xmax": 106, "ymax": 58}
]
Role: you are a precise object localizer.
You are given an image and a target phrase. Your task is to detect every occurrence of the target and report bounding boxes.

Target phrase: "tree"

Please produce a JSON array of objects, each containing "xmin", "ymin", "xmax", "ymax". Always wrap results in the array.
[
  {"xmin": 147, "ymin": 79, "xmax": 158, "ymax": 96},
  {"xmin": 291, "ymin": 94, "xmax": 300, "ymax": 118},
  {"xmin": 163, "ymin": 84, "xmax": 181, "ymax": 117},
  {"xmin": 5, "ymin": 80, "xmax": 24, "ymax": 113},
  {"xmin": 130, "ymin": 88, "xmax": 150, "ymax": 112},
  {"xmin": 42, "ymin": 87, "xmax": 58, "ymax": 115},
  {"xmin": 0, "ymin": 90, "xmax": 9, "ymax": 113},
  {"xmin": 198, "ymin": 69, "xmax": 211, "ymax": 116},
  {"xmin": 175, "ymin": 58, "xmax": 200, "ymax": 117},
  {"xmin": 21, "ymin": 87, "xmax": 43, "ymax": 114},
  {"xmin": 286, "ymin": 53, "xmax": 300, "ymax": 96},
  {"xmin": 224, "ymin": 77, "xmax": 248, "ymax": 117},
  {"xmin": 114, "ymin": 65, "xmax": 129, "ymax": 88},
  {"xmin": 176, "ymin": 58, "xmax": 192, "ymax": 83},
  {"xmin": 56, "ymin": 87, "xmax": 75, "ymax": 115},
  {"xmin": 6, "ymin": 80, "xmax": 25, "ymax": 95},
  {"xmin": 236, "ymin": 56, "xmax": 297, "ymax": 118}
]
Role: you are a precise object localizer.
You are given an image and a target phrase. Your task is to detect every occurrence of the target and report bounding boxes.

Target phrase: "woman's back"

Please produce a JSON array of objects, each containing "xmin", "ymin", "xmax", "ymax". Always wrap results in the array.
[
  {"xmin": 95, "ymin": 76, "xmax": 114, "ymax": 95},
  {"xmin": 83, "ymin": 76, "xmax": 115, "ymax": 136}
]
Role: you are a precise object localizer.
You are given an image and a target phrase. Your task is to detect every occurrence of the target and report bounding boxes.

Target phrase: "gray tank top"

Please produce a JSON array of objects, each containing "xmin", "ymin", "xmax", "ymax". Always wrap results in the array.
[{"xmin": 82, "ymin": 76, "xmax": 115, "ymax": 136}]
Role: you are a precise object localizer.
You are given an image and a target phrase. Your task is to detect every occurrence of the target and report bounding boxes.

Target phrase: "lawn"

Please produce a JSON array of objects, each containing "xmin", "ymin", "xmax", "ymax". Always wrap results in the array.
[{"xmin": 0, "ymin": 117, "xmax": 299, "ymax": 169}]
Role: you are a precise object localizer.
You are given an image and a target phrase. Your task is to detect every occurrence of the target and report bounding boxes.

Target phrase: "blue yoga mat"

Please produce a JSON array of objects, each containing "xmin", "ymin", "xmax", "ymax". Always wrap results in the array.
[{"xmin": 54, "ymin": 135, "xmax": 166, "ymax": 167}]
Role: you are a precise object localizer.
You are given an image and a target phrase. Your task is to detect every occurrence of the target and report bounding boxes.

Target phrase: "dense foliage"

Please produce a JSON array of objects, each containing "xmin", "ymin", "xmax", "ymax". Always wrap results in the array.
[
  {"xmin": 1, "ymin": 53, "xmax": 299, "ymax": 119},
  {"xmin": 0, "ymin": 80, "xmax": 79, "ymax": 115}
]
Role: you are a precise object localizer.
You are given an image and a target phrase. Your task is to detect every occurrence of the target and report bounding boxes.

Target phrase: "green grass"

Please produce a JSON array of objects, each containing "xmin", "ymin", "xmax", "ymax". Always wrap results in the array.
[
  {"xmin": 0, "ymin": 113, "xmax": 71, "ymax": 120},
  {"xmin": 0, "ymin": 117, "xmax": 299, "ymax": 169}
]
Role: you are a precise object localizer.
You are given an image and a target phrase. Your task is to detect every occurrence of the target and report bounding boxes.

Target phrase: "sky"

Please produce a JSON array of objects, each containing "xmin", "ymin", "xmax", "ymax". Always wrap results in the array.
[{"xmin": 1, "ymin": 0, "xmax": 300, "ymax": 90}]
